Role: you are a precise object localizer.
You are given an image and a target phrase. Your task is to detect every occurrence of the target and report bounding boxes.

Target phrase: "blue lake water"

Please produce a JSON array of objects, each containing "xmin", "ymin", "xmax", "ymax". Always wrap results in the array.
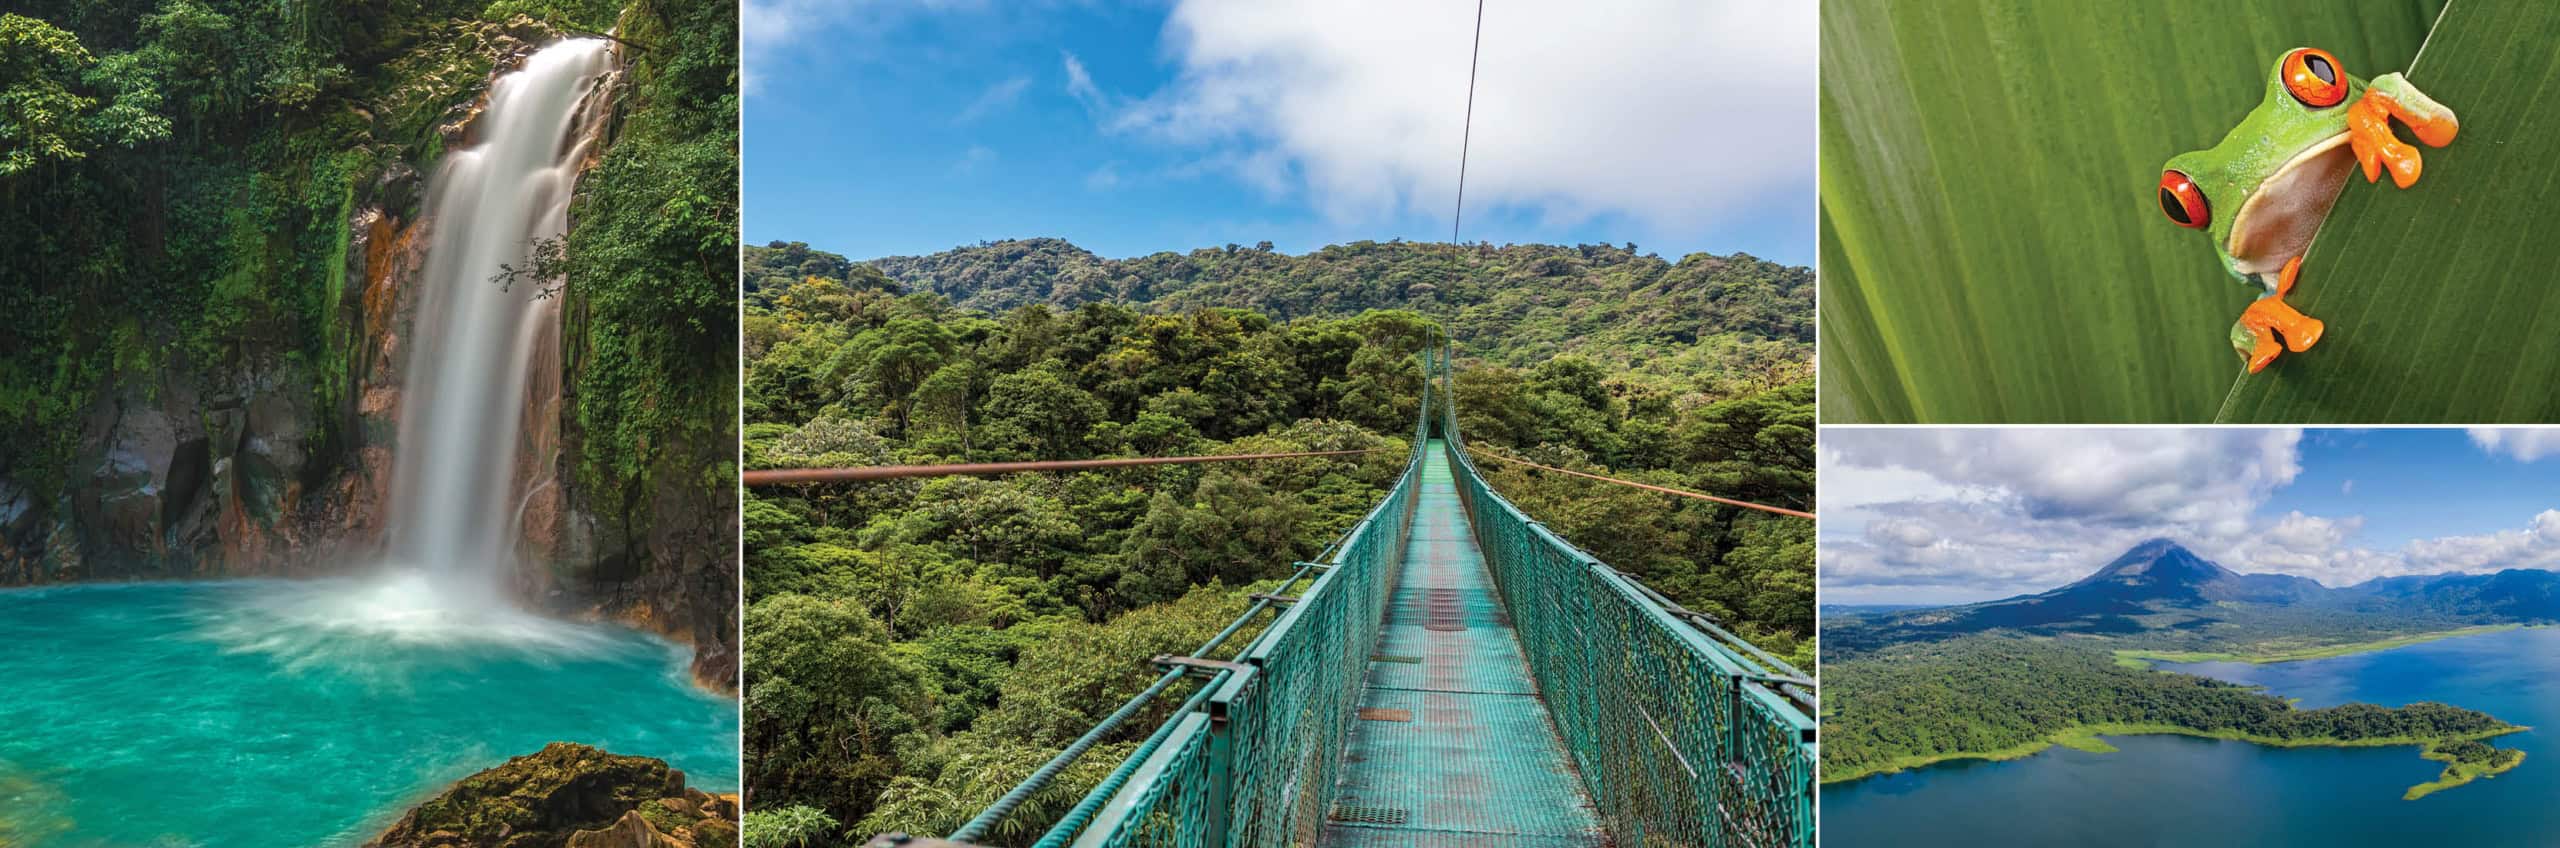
[
  {"xmin": 0, "ymin": 579, "xmax": 738, "ymax": 847},
  {"xmin": 1822, "ymin": 627, "xmax": 2560, "ymax": 846}
]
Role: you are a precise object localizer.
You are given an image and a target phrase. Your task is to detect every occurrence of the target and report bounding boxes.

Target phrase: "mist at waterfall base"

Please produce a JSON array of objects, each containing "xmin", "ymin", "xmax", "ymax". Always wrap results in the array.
[{"xmin": 0, "ymin": 41, "xmax": 736, "ymax": 846}]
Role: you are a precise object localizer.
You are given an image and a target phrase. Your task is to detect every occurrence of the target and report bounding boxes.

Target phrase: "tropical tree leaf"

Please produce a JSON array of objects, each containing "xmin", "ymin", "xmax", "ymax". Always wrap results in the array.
[
  {"xmin": 1818, "ymin": 0, "xmax": 2445, "ymax": 422},
  {"xmin": 2217, "ymin": 0, "xmax": 2560, "ymax": 422}
]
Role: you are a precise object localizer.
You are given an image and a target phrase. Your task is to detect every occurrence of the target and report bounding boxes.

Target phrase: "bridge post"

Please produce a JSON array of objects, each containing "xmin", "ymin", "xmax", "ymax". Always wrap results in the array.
[
  {"xmin": 1199, "ymin": 666, "xmax": 1253, "ymax": 848},
  {"xmin": 1200, "ymin": 699, "xmax": 1233, "ymax": 848}
]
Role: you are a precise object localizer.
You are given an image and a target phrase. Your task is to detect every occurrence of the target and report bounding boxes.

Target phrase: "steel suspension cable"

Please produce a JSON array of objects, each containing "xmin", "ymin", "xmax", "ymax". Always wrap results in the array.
[
  {"xmin": 742, "ymin": 449, "xmax": 1386, "ymax": 486},
  {"xmin": 1451, "ymin": 0, "xmax": 1485, "ymax": 243},
  {"xmin": 1466, "ymin": 448, "xmax": 1816, "ymax": 519}
]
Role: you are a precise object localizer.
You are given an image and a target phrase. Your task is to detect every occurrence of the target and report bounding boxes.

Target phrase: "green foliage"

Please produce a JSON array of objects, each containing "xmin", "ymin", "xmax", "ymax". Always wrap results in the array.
[
  {"xmin": 742, "ymin": 593, "xmax": 928, "ymax": 827},
  {"xmin": 555, "ymin": 0, "xmax": 738, "ymax": 515},
  {"xmin": 743, "ymin": 240, "xmax": 895, "ymax": 299},
  {"xmin": 0, "ymin": 13, "xmax": 172, "ymax": 175},
  {"xmin": 1817, "ymin": 0, "xmax": 2445, "ymax": 422},
  {"xmin": 829, "ymin": 238, "xmax": 1811, "ymax": 392},
  {"xmin": 741, "ymin": 805, "xmax": 839, "ymax": 848}
]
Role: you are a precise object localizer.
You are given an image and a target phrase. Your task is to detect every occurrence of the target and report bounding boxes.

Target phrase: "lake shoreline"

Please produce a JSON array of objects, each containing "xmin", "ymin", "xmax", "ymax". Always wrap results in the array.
[
  {"xmin": 2408, "ymin": 747, "xmax": 2529, "ymax": 800},
  {"xmin": 2110, "ymin": 624, "xmax": 2543, "ymax": 669},
  {"xmin": 1821, "ymin": 722, "xmax": 2528, "ymax": 787}
]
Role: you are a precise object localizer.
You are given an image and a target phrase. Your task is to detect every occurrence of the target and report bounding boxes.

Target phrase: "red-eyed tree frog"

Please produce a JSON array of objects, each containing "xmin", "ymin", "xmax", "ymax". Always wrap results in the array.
[{"xmin": 2159, "ymin": 47, "xmax": 2459, "ymax": 373}]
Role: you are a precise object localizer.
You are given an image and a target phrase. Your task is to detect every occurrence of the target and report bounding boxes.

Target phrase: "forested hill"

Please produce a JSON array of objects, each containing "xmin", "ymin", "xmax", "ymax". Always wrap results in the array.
[{"xmin": 745, "ymin": 238, "xmax": 1813, "ymax": 389}]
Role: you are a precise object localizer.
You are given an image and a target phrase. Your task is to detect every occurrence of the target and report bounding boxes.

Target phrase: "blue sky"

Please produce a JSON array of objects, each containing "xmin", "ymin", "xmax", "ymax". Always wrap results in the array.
[
  {"xmin": 1822, "ymin": 428, "xmax": 2560, "ymax": 606},
  {"xmin": 741, "ymin": 0, "xmax": 1815, "ymax": 263}
]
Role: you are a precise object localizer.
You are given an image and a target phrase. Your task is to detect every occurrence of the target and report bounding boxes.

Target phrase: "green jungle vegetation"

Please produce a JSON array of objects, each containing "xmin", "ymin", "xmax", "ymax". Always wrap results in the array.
[
  {"xmin": 0, "ymin": 0, "xmax": 735, "ymax": 510},
  {"xmin": 750, "ymin": 237, "xmax": 1812, "ymax": 391},
  {"xmin": 1819, "ymin": 637, "xmax": 2523, "ymax": 790},
  {"xmin": 2112, "ymin": 624, "xmax": 2535, "ymax": 669},
  {"xmin": 739, "ymin": 242, "xmax": 1813, "ymax": 845},
  {"xmin": 1823, "ymin": 595, "xmax": 2490, "ymax": 658},
  {"xmin": 2409, "ymin": 737, "xmax": 2527, "ymax": 800}
]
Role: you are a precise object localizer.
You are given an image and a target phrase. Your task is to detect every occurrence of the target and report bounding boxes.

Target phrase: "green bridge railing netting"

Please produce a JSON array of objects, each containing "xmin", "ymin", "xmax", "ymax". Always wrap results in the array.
[{"xmin": 890, "ymin": 351, "xmax": 1815, "ymax": 848}]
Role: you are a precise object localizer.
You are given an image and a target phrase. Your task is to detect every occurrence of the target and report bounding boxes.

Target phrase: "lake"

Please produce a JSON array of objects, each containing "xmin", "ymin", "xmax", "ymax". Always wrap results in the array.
[
  {"xmin": 0, "ymin": 580, "xmax": 738, "ymax": 847},
  {"xmin": 1820, "ymin": 627, "xmax": 2560, "ymax": 846}
]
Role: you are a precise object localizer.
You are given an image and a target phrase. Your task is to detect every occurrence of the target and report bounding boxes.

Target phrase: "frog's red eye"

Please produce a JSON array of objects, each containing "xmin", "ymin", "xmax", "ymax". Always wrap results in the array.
[
  {"xmin": 2283, "ymin": 48, "xmax": 2348, "ymax": 108},
  {"xmin": 2159, "ymin": 170, "xmax": 2208, "ymax": 229}
]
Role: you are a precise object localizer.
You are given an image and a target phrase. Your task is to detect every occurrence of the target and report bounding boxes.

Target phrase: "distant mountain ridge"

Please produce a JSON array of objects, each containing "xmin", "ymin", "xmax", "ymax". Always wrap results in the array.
[
  {"xmin": 2055, "ymin": 538, "xmax": 2328, "ymax": 605},
  {"xmin": 1829, "ymin": 539, "xmax": 2560, "ymax": 651},
  {"xmin": 743, "ymin": 238, "xmax": 1812, "ymax": 381}
]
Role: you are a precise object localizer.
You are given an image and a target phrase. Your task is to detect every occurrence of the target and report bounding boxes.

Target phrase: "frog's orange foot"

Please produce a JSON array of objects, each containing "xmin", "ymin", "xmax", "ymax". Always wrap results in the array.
[
  {"xmin": 2236, "ymin": 294, "xmax": 2325, "ymax": 374},
  {"xmin": 2350, "ymin": 89, "xmax": 2459, "ymax": 189}
]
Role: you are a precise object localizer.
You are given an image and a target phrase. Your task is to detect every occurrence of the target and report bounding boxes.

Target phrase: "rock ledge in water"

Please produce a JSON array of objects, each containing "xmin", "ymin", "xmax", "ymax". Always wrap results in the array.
[{"xmin": 368, "ymin": 743, "xmax": 736, "ymax": 848}]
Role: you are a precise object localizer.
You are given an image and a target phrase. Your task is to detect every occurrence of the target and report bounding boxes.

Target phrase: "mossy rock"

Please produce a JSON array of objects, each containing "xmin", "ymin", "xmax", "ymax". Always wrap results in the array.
[{"xmin": 369, "ymin": 743, "xmax": 735, "ymax": 848}]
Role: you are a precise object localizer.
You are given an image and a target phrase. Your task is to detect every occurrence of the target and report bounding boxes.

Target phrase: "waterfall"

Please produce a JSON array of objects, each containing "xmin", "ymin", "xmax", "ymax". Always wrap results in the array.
[{"xmin": 387, "ymin": 39, "xmax": 616, "ymax": 600}]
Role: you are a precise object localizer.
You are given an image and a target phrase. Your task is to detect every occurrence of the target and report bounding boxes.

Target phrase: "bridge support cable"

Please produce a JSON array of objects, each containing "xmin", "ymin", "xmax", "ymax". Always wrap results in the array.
[
  {"xmin": 743, "ymin": 449, "xmax": 1388, "ymax": 486},
  {"xmin": 1463, "ymin": 449, "xmax": 1815, "ymax": 519}
]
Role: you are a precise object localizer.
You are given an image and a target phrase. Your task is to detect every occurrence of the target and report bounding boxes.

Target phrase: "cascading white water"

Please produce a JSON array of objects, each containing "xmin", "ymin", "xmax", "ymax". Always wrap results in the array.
[
  {"xmin": 202, "ymin": 41, "xmax": 624, "ymax": 661},
  {"xmin": 382, "ymin": 38, "xmax": 614, "ymax": 614}
]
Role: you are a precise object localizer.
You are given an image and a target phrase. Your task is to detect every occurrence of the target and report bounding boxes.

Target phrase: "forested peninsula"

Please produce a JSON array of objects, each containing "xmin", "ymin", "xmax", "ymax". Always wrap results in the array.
[{"xmin": 1820, "ymin": 637, "xmax": 2525, "ymax": 791}]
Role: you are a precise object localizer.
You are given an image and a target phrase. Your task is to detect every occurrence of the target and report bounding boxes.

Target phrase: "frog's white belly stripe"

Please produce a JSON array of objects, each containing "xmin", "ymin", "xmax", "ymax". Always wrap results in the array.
[{"xmin": 2228, "ymin": 133, "xmax": 2357, "ymax": 276}]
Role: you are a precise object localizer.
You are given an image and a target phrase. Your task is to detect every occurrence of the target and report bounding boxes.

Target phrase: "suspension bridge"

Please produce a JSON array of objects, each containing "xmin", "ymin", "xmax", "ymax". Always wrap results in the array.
[{"xmin": 769, "ymin": 351, "xmax": 1816, "ymax": 848}]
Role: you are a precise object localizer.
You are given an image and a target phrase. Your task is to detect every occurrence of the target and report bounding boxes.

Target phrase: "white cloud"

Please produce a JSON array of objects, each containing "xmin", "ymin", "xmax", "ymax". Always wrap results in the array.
[
  {"xmin": 1063, "ymin": 51, "xmax": 1107, "ymax": 114},
  {"xmin": 1820, "ymin": 429, "xmax": 2560, "ymax": 603},
  {"xmin": 1825, "ymin": 428, "xmax": 2302, "ymax": 528},
  {"xmin": 954, "ymin": 145, "xmax": 997, "ymax": 174},
  {"xmin": 1112, "ymin": 0, "xmax": 1814, "ymax": 237},
  {"xmin": 2397, "ymin": 509, "xmax": 2560, "ymax": 574},
  {"xmin": 957, "ymin": 76, "xmax": 1032, "ymax": 123},
  {"xmin": 1086, "ymin": 162, "xmax": 1122, "ymax": 190},
  {"xmin": 2470, "ymin": 428, "xmax": 2560, "ymax": 462}
]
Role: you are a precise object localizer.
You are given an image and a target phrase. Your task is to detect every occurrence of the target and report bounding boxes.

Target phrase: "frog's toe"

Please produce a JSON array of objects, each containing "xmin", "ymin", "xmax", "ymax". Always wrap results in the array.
[
  {"xmin": 2350, "ymin": 88, "xmax": 2458, "ymax": 188},
  {"xmin": 2232, "ymin": 317, "xmax": 2283, "ymax": 374},
  {"xmin": 2237, "ymin": 295, "xmax": 2324, "ymax": 372},
  {"xmin": 2243, "ymin": 330, "xmax": 2283, "ymax": 374},
  {"xmin": 2284, "ymin": 315, "xmax": 2325, "ymax": 352},
  {"xmin": 2350, "ymin": 97, "xmax": 2425, "ymax": 188},
  {"xmin": 2381, "ymin": 86, "xmax": 2460, "ymax": 148}
]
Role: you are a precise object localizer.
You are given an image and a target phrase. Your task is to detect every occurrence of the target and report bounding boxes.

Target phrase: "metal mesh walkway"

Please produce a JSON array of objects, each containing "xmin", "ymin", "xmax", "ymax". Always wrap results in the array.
[{"xmin": 1319, "ymin": 440, "xmax": 1607, "ymax": 847}]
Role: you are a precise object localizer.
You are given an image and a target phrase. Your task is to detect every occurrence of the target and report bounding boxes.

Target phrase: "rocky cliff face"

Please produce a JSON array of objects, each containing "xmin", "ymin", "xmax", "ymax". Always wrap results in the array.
[{"xmin": 0, "ymin": 192, "xmax": 412, "ymax": 585}]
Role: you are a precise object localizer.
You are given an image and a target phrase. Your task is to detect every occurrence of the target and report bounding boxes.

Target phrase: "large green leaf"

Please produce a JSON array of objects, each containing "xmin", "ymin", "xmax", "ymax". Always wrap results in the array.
[
  {"xmin": 2216, "ymin": 0, "xmax": 2560, "ymax": 421},
  {"xmin": 1818, "ymin": 0, "xmax": 2445, "ymax": 422}
]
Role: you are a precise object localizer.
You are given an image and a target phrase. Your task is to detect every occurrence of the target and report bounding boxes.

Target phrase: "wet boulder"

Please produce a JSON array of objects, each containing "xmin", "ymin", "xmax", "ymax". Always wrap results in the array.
[{"xmin": 368, "ymin": 743, "xmax": 737, "ymax": 848}]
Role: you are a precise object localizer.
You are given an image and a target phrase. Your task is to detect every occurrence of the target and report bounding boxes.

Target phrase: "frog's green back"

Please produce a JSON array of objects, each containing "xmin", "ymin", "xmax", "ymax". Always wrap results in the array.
[{"xmin": 2166, "ymin": 52, "xmax": 2368, "ymax": 256}]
